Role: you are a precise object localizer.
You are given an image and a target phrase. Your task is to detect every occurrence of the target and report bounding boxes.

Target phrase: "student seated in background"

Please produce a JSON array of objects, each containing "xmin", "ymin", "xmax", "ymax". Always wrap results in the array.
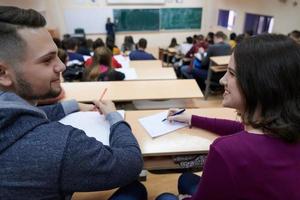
[
  {"xmin": 180, "ymin": 35, "xmax": 208, "ymax": 79},
  {"xmin": 0, "ymin": 6, "xmax": 146, "ymax": 200},
  {"xmin": 201, "ymin": 31, "xmax": 231, "ymax": 69},
  {"xmin": 156, "ymin": 34, "xmax": 300, "ymax": 200},
  {"xmin": 235, "ymin": 33, "xmax": 247, "ymax": 44},
  {"xmin": 106, "ymin": 35, "xmax": 121, "ymax": 55},
  {"xmin": 76, "ymin": 37, "xmax": 92, "ymax": 56},
  {"xmin": 86, "ymin": 47, "xmax": 125, "ymax": 81},
  {"xmin": 121, "ymin": 35, "xmax": 136, "ymax": 53},
  {"xmin": 288, "ymin": 30, "xmax": 300, "ymax": 44},
  {"xmin": 193, "ymin": 31, "xmax": 231, "ymax": 91},
  {"xmin": 228, "ymin": 32, "xmax": 237, "ymax": 49},
  {"xmin": 168, "ymin": 38, "xmax": 179, "ymax": 59},
  {"xmin": 85, "ymin": 38, "xmax": 122, "ymax": 68},
  {"xmin": 65, "ymin": 37, "xmax": 85, "ymax": 63},
  {"xmin": 169, "ymin": 37, "xmax": 179, "ymax": 48},
  {"xmin": 170, "ymin": 36, "xmax": 193, "ymax": 77},
  {"xmin": 129, "ymin": 38, "xmax": 156, "ymax": 60},
  {"xmin": 178, "ymin": 36, "xmax": 194, "ymax": 56},
  {"xmin": 205, "ymin": 32, "xmax": 215, "ymax": 45},
  {"xmin": 186, "ymin": 35, "xmax": 208, "ymax": 58}
]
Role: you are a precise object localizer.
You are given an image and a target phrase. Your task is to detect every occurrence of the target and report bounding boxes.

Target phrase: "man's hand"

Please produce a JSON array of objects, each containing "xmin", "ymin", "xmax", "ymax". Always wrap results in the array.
[
  {"xmin": 93, "ymin": 100, "xmax": 116, "ymax": 115},
  {"xmin": 78, "ymin": 103, "xmax": 96, "ymax": 112}
]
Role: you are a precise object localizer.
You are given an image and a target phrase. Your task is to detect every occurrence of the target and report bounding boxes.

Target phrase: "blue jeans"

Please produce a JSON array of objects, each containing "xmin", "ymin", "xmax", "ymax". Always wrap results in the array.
[
  {"xmin": 192, "ymin": 68, "xmax": 208, "ymax": 90},
  {"xmin": 180, "ymin": 65, "xmax": 193, "ymax": 79},
  {"xmin": 156, "ymin": 193, "xmax": 178, "ymax": 200},
  {"xmin": 156, "ymin": 172, "xmax": 201, "ymax": 200},
  {"xmin": 108, "ymin": 181, "xmax": 147, "ymax": 200},
  {"xmin": 178, "ymin": 172, "xmax": 200, "ymax": 195}
]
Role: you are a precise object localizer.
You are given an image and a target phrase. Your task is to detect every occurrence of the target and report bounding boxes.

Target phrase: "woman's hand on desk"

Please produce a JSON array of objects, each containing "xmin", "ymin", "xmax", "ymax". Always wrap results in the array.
[
  {"xmin": 93, "ymin": 100, "xmax": 116, "ymax": 115},
  {"xmin": 167, "ymin": 108, "xmax": 192, "ymax": 125}
]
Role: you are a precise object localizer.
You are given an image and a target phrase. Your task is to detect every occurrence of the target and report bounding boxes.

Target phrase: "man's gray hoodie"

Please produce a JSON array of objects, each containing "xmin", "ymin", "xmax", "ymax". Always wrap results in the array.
[{"xmin": 0, "ymin": 91, "xmax": 143, "ymax": 199}]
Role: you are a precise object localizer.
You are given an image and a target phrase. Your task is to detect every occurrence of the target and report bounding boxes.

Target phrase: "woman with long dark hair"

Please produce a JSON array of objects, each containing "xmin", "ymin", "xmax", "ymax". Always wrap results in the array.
[{"xmin": 157, "ymin": 34, "xmax": 300, "ymax": 200}]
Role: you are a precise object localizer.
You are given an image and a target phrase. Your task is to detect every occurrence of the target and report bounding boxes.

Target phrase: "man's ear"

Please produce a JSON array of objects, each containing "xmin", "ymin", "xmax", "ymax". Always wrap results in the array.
[{"xmin": 0, "ymin": 63, "xmax": 13, "ymax": 88}]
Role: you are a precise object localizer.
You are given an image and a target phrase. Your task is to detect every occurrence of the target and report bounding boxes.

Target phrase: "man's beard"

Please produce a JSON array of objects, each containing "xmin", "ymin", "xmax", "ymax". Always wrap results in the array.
[{"xmin": 15, "ymin": 74, "xmax": 61, "ymax": 101}]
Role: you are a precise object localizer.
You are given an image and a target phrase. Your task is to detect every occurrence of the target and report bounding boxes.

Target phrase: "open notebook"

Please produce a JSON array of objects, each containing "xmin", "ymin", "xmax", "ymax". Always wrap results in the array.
[
  {"xmin": 59, "ymin": 110, "xmax": 125, "ymax": 146},
  {"xmin": 139, "ymin": 111, "xmax": 188, "ymax": 138}
]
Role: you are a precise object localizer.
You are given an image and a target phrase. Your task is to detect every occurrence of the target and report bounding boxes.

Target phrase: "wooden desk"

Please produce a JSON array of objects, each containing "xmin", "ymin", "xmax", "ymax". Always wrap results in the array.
[
  {"xmin": 134, "ymin": 67, "xmax": 176, "ymax": 80},
  {"xmin": 129, "ymin": 60, "xmax": 163, "ymax": 69},
  {"xmin": 126, "ymin": 108, "xmax": 237, "ymax": 156},
  {"xmin": 147, "ymin": 47, "xmax": 159, "ymax": 59},
  {"xmin": 126, "ymin": 107, "xmax": 238, "ymax": 170},
  {"xmin": 117, "ymin": 67, "xmax": 176, "ymax": 80},
  {"xmin": 62, "ymin": 79, "xmax": 202, "ymax": 102},
  {"xmin": 72, "ymin": 108, "xmax": 236, "ymax": 199},
  {"xmin": 210, "ymin": 55, "xmax": 230, "ymax": 65}
]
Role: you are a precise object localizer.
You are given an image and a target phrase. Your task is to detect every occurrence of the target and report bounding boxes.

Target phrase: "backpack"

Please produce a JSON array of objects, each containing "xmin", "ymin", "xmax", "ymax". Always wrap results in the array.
[{"xmin": 62, "ymin": 60, "xmax": 86, "ymax": 82}]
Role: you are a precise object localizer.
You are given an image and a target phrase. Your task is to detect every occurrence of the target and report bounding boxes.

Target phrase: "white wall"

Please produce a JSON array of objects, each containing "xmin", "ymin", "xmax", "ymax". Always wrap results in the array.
[
  {"xmin": 0, "ymin": 0, "xmax": 45, "ymax": 11},
  {"xmin": 208, "ymin": 0, "xmax": 300, "ymax": 35}
]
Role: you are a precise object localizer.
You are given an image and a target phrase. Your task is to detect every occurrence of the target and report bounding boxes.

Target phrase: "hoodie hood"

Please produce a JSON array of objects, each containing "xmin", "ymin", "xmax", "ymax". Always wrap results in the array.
[{"xmin": 0, "ymin": 91, "xmax": 48, "ymax": 154}]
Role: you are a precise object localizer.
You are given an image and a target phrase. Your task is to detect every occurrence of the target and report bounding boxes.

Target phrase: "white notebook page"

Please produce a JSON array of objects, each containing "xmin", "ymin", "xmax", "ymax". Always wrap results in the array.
[
  {"xmin": 59, "ymin": 111, "xmax": 125, "ymax": 145},
  {"xmin": 138, "ymin": 111, "xmax": 188, "ymax": 138}
]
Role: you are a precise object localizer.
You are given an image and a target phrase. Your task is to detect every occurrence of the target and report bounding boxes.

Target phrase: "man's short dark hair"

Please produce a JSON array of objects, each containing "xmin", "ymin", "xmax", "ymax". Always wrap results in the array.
[
  {"xmin": 234, "ymin": 34, "xmax": 300, "ymax": 143},
  {"xmin": 289, "ymin": 30, "xmax": 300, "ymax": 38},
  {"xmin": 186, "ymin": 36, "xmax": 193, "ymax": 44},
  {"xmin": 235, "ymin": 34, "xmax": 246, "ymax": 44},
  {"xmin": 64, "ymin": 37, "xmax": 79, "ymax": 50},
  {"xmin": 288, "ymin": 30, "xmax": 300, "ymax": 43},
  {"xmin": 230, "ymin": 33, "xmax": 237, "ymax": 40},
  {"xmin": 93, "ymin": 38, "xmax": 105, "ymax": 50},
  {"xmin": 215, "ymin": 31, "xmax": 227, "ymax": 40},
  {"xmin": 138, "ymin": 38, "xmax": 147, "ymax": 49},
  {"xmin": 0, "ymin": 6, "xmax": 46, "ymax": 66}
]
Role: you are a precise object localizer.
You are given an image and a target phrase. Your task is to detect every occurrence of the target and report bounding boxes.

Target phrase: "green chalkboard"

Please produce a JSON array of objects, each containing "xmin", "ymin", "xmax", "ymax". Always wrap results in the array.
[
  {"xmin": 160, "ymin": 8, "xmax": 202, "ymax": 30},
  {"xmin": 114, "ymin": 9, "xmax": 159, "ymax": 31}
]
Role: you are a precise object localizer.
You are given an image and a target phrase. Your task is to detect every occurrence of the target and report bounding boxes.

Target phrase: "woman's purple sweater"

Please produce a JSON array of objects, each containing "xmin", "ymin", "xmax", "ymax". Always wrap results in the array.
[{"xmin": 187, "ymin": 115, "xmax": 300, "ymax": 200}]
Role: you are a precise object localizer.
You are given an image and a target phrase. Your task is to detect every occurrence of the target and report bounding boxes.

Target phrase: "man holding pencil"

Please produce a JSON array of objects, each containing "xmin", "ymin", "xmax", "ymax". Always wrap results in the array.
[{"xmin": 0, "ymin": 6, "xmax": 146, "ymax": 200}]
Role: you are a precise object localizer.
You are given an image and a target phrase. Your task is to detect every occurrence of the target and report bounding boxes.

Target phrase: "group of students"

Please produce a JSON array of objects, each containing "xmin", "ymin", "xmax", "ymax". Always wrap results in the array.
[
  {"xmin": 168, "ymin": 29, "xmax": 300, "ymax": 93},
  {"xmin": 167, "ymin": 31, "xmax": 235, "ymax": 92},
  {"xmin": 1, "ymin": 6, "xmax": 300, "ymax": 200},
  {"xmin": 55, "ymin": 33, "xmax": 157, "ymax": 83}
]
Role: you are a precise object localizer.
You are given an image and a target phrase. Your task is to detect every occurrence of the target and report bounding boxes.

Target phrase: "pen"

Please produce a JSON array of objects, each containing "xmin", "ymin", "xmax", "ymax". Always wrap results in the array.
[
  {"xmin": 162, "ymin": 109, "xmax": 186, "ymax": 122},
  {"xmin": 99, "ymin": 88, "xmax": 107, "ymax": 101}
]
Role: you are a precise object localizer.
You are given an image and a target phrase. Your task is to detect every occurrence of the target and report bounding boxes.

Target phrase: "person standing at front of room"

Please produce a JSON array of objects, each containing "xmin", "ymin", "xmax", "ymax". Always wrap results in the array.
[{"xmin": 106, "ymin": 17, "xmax": 116, "ymax": 43}]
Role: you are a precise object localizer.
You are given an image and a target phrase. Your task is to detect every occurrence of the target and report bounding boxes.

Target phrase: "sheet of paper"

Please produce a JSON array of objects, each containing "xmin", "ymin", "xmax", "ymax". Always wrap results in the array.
[
  {"xmin": 59, "ymin": 110, "xmax": 125, "ymax": 145},
  {"xmin": 114, "ymin": 55, "xmax": 130, "ymax": 68},
  {"xmin": 116, "ymin": 68, "xmax": 137, "ymax": 80},
  {"xmin": 83, "ymin": 55, "xmax": 91, "ymax": 61},
  {"xmin": 138, "ymin": 111, "xmax": 188, "ymax": 138}
]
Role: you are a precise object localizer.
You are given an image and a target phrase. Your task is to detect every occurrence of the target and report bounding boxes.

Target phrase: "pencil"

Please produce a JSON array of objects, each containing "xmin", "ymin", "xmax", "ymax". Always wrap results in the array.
[{"xmin": 99, "ymin": 88, "xmax": 107, "ymax": 101}]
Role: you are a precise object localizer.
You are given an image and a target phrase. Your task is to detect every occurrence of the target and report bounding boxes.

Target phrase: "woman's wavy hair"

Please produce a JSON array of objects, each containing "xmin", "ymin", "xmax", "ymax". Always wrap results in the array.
[
  {"xmin": 234, "ymin": 34, "xmax": 300, "ymax": 143},
  {"xmin": 87, "ymin": 47, "xmax": 112, "ymax": 81}
]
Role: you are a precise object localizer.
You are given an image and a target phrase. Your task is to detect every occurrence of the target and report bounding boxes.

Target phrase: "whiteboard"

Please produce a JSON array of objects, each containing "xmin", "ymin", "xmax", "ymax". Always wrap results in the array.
[
  {"xmin": 64, "ymin": 8, "xmax": 113, "ymax": 34},
  {"xmin": 107, "ymin": 0, "xmax": 165, "ymax": 4}
]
